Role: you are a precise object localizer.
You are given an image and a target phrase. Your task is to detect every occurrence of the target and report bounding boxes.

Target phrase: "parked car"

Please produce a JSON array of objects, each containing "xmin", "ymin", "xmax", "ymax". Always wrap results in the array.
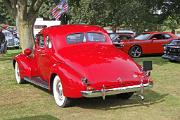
[
  {"xmin": 0, "ymin": 30, "xmax": 7, "ymax": 54},
  {"xmin": 176, "ymin": 34, "xmax": 180, "ymax": 39},
  {"xmin": 109, "ymin": 33, "xmax": 134, "ymax": 42},
  {"xmin": 13, "ymin": 25, "xmax": 153, "ymax": 107},
  {"xmin": 2, "ymin": 29, "xmax": 19, "ymax": 48},
  {"xmin": 162, "ymin": 39, "xmax": 180, "ymax": 62},
  {"xmin": 108, "ymin": 30, "xmax": 135, "ymax": 48},
  {"xmin": 117, "ymin": 32, "xmax": 178, "ymax": 57}
]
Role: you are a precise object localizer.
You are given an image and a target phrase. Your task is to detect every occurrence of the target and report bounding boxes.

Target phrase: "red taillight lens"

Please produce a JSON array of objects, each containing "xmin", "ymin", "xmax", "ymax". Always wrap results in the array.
[{"xmin": 86, "ymin": 86, "xmax": 94, "ymax": 91}]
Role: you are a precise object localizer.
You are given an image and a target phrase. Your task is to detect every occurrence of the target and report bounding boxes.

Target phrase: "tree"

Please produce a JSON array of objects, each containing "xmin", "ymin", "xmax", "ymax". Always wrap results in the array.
[
  {"xmin": 2, "ymin": 0, "xmax": 44, "ymax": 51},
  {"xmin": 68, "ymin": 0, "xmax": 179, "ymax": 33},
  {"xmin": 0, "ymin": 0, "xmax": 15, "ymax": 25}
]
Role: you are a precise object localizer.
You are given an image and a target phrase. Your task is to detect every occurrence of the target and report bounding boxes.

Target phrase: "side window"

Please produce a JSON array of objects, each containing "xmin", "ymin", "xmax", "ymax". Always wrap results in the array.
[
  {"xmin": 164, "ymin": 34, "xmax": 171, "ymax": 39},
  {"xmin": 39, "ymin": 35, "xmax": 45, "ymax": 48},
  {"xmin": 46, "ymin": 36, "xmax": 52, "ymax": 48},
  {"xmin": 151, "ymin": 34, "xmax": 164, "ymax": 40}
]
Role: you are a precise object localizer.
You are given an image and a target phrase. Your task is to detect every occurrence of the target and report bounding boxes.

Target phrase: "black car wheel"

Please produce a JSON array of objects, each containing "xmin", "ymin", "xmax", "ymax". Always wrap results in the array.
[{"xmin": 129, "ymin": 46, "xmax": 142, "ymax": 58}]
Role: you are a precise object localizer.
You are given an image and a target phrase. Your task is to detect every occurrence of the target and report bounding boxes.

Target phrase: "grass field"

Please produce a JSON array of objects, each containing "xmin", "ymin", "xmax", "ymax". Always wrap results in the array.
[{"xmin": 0, "ymin": 50, "xmax": 180, "ymax": 120}]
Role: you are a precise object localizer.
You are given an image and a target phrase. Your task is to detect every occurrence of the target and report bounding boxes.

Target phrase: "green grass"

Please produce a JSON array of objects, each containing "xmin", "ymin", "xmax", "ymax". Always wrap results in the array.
[{"xmin": 0, "ymin": 50, "xmax": 180, "ymax": 120}]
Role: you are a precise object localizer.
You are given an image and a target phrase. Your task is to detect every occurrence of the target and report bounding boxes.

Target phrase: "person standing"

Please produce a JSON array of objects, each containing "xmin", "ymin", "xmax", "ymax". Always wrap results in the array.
[{"xmin": 0, "ymin": 28, "xmax": 7, "ymax": 54}]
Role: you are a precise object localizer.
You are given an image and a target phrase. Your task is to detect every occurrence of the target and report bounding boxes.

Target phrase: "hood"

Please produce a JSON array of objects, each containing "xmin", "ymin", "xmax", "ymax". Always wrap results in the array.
[{"xmin": 56, "ymin": 43, "xmax": 143, "ymax": 89}]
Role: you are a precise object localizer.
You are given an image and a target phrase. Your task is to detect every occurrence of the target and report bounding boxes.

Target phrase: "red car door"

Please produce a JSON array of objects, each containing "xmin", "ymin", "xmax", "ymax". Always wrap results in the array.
[
  {"xmin": 36, "ymin": 34, "xmax": 54, "ymax": 81},
  {"xmin": 150, "ymin": 34, "xmax": 172, "ymax": 54},
  {"xmin": 34, "ymin": 34, "xmax": 47, "ymax": 80}
]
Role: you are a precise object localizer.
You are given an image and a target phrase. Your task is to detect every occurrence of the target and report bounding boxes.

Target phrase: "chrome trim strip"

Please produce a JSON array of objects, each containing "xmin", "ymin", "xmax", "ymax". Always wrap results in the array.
[{"xmin": 81, "ymin": 83, "xmax": 153, "ymax": 98}]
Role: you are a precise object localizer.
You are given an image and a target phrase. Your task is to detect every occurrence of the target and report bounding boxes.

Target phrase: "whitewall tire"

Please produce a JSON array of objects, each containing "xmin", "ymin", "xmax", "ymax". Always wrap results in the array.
[
  {"xmin": 15, "ymin": 62, "xmax": 24, "ymax": 84},
  {"xmin": 53, "ymin": 75, "xmax": 70, "ymax": 107}
]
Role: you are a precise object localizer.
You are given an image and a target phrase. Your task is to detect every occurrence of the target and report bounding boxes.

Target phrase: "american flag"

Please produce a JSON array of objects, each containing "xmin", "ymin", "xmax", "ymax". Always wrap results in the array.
[{"xmin": 52, "ymin": 0, "xmax": 69, "ymax": 20}]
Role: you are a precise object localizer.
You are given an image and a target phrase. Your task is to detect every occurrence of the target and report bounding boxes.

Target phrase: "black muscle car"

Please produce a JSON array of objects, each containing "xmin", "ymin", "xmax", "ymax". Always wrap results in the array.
[{"xmin": 162, "ymin": 39, "xmax": 180, "ymax": 62}]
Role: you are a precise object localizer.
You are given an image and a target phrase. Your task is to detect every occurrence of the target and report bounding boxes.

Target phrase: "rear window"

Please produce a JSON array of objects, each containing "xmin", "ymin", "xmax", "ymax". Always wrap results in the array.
[
  {"xmin": 87, "ymin": 33, "xmax": 105, "ymax": 42},
  {"xmin": 67, "ymin": 33, "xmax": 84, "ymax": 44}
]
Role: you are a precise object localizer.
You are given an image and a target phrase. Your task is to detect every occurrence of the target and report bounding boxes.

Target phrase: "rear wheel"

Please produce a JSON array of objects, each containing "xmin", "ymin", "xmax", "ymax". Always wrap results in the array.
[
  {"xmin": 53, "ymin": 75, "xmax": 71, "ymax": 107},
  {"xmin": 128, "ymin": 46, "xmax": 142, "ymax": 58},
  {"xmin": 116, "ymin": 92, "xmax": 134, "ymax": 99}
]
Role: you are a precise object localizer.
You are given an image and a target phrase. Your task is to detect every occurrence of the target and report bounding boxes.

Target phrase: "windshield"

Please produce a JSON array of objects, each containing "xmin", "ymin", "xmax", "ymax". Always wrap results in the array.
[
  {"xmin": 170, "ymin": 40, "xmax": 180, "ymax": 45},
  {"xmin": 135, "ymin": 34, "xmax": 151, "ymax": 40}
]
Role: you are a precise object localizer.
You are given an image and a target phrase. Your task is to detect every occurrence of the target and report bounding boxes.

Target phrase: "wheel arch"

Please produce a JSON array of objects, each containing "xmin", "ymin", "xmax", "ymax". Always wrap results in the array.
[
  {"xmin": 129, "ymin": 44, "xmax": 142, "ymax": 51},
  {"xmin": 49, "ymin": 73, "xmax": 57, "ymax": 92},
  {"xmin": 12, "ymin": 54, "xmax": 32, "ymax": 78},
  {"xmin": 49, "ymin": 63, "xmax": 85, "ymax": 98}
]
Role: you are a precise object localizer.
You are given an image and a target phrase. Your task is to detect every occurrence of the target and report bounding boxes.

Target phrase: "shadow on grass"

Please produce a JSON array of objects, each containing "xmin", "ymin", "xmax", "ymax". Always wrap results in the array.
[
  {"xmin": 9, "ymin": 115, "xmax": 59, "ymax": 120},
  {"xmin": 73, "ymin": 90, "xmax": 168, "ymax": 110},
  {"xmin": 27, "ymin": 81, "xmax": 168, "ymax": 110}
]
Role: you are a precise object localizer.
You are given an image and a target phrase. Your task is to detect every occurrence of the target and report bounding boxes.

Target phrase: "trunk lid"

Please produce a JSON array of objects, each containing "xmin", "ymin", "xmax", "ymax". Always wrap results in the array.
[{"xmin": 57, "ymin": 43, "xmax": 142, "ymax": 89}]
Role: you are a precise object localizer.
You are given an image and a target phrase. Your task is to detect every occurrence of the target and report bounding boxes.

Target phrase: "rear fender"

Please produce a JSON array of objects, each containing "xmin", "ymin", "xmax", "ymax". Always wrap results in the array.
[
  {"xmin": 13, "ymin": 54, "xmax": 32, "ymax": 79},
  {"xmin": 49, "ymin": 63, "xmax": 86, "ymax": 98}
]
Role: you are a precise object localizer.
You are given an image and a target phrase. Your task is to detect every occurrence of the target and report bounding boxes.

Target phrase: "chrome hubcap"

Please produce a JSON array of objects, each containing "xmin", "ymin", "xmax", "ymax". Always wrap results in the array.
[
  {"xmin": 131, "ymin": 47, "xmax": 141, "ymax": 57},
  {"xmin": 56, "ymin": 82, "xmax": 64, "ymax": 100},
  {"xmin": 53, "ymin": 76, "xmax": 65, "ymax": 107}
]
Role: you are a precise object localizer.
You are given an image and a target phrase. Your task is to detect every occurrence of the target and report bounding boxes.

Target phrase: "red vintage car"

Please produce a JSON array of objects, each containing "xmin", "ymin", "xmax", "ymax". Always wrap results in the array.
[
  {"xmin": 118, "ymin": 32, "xmax": 178, "ymax": 57},
  {"xmin": 13, "ymin": 25, "xmax": 153, "ymax": 107}
]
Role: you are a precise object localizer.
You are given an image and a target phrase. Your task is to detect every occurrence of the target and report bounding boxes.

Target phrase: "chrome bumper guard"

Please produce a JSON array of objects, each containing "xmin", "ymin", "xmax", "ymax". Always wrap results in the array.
[{"xmin": 81, "ymin": 83, "xmax": 153, "ymax": 98}]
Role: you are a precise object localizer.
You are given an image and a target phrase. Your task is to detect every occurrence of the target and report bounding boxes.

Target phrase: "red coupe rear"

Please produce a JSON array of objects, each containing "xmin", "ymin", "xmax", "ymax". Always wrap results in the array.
[{"xmin": 13, "ymin": 25, "xmax": 153, "ymax": 107}]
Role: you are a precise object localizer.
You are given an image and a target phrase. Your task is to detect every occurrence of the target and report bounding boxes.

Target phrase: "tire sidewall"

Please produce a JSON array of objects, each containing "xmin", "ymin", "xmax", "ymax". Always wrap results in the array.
[
  {"xmin": 53, "ymin": 75, "xmax": 69, "ymax": 107},
  {"xmin": 15, "ymin": 62, "xmax": 22, "ymax": 84}
]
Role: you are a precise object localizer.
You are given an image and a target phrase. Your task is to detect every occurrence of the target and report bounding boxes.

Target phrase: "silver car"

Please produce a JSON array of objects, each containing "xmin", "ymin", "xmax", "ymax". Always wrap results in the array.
[{"xmin": 2, "ymin": 29, "xmax": 19, "ymax": 48}]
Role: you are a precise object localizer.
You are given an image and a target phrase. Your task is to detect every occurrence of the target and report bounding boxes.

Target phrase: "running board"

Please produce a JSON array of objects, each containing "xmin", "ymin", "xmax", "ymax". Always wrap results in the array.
[{"xmin": 24, "ymin": 77, "xmax": 49, "ymax": 89}]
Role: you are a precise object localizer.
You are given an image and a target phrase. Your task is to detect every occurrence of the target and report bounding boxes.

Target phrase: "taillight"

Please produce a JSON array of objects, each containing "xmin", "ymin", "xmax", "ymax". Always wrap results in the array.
[{"xmin": 86, "ymin": 86, "xmax": 94, "ymax": 91}]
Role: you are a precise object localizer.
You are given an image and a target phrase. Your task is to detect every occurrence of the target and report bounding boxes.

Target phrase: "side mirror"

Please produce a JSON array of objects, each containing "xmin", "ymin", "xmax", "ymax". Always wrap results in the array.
[
  {"xmin": 24, "ymin": 48, "xmax": 32, "ymax": 56},
  {"xmin": 143, "ymin": 61, "xmax": 152, "ymax": 71}
]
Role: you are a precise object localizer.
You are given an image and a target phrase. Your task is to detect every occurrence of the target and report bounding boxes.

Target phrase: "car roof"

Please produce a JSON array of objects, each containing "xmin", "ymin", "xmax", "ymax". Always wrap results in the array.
[
  {"xmin": 107, "ymin": 30, "xmax": 134, "ymax": 34},
  {"xmin": 142, "ymin": 31, "xmax": 173, "ymax": 34},
  {"xmin": 41, "ymin": 24, "xmax": 107, "ymax": 35}
]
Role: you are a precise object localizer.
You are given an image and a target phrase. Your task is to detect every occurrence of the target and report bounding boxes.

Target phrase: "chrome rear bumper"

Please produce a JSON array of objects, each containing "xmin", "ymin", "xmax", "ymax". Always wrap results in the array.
[{"xmin": 81, "ymin": 83, "xmax": 153, "ymax": 98}]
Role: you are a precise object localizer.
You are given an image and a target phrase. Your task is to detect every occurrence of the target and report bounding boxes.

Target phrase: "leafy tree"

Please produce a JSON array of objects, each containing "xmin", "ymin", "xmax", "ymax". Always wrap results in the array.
[
  {"xmin": 68, "ymin": 0, "xmax": 180, "ymax": 33},
  {"xmin": 1, "ymin": 0, "xmax": 179, "ymax": 51},
  {"xmin": 0, "ymin": 0, "xmax": 14, "ymax": 25}
]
